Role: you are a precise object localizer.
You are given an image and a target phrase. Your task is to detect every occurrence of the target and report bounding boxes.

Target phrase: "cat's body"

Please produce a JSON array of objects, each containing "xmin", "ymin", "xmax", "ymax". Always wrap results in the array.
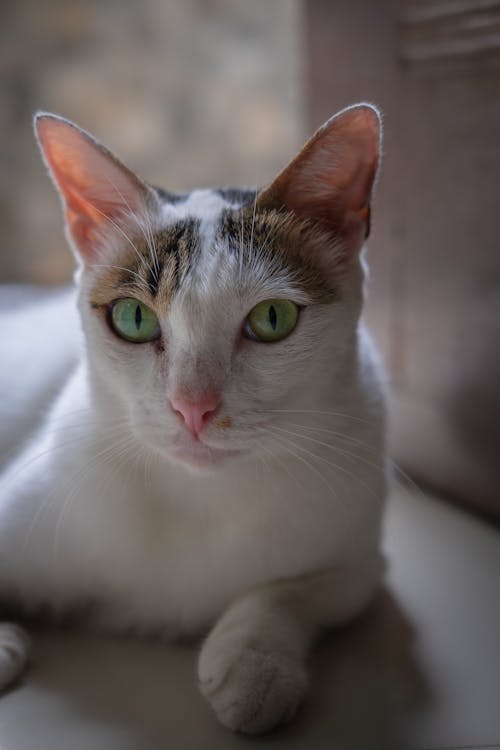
[{"xmin": 0, "ymin": 106, "xmax": 386, "ymax": 733}]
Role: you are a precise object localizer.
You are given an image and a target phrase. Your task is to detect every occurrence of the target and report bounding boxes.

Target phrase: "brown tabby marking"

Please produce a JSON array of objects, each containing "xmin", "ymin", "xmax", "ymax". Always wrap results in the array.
[
  {"xmin": 89, "ymin": 220, "xmax": 200, "ymax": 310},
  {"xmin": 218, "ymin": 207, "xmax": 339, "ymax": 304},
  {"xmin": 214, "ymin": 416, "xmax": 233, "ymax": 430},
  {"xmin": 90, "ymin": 202, "xmax": 339, "ymax": 315}
]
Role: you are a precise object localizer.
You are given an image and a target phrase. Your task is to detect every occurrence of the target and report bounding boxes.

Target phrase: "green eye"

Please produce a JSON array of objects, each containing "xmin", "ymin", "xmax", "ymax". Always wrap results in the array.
[
  {"xmin": 245, "ymin": 299, "xmax": 299, "ymax": 342},
  {"xmin": 110, "ymin": 298, "xmax": 160, "ymax": 343}
]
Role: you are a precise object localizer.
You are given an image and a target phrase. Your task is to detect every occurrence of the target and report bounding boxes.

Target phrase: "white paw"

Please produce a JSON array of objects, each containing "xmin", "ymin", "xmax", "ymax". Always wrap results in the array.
[
  {"xmin": 198, "ymin": 635, "xmax": 308, "ymax": 734},
  {"xmin": 0, "ymin": 623, "xmax": 30, "ymax": 691}
]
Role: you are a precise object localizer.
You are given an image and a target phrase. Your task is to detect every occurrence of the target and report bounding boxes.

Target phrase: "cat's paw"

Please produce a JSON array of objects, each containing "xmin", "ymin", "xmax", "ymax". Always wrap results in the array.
[
  {"xmin": 0, "ymin": 623, "xmax": 30, "ymax": 691},
  {"xmin": 198, "ymin": 634, "xmax": 308, "ymax": 734}
]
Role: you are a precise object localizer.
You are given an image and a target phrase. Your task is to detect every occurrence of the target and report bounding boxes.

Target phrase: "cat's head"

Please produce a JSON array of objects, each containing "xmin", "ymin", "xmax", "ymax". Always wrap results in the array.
[{"xmin": 35, "ymin": 105, "xmax": 381, "ymax": 472}]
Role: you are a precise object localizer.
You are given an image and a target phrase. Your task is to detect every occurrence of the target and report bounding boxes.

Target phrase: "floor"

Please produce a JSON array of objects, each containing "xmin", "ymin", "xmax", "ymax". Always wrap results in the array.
[{"xmin": 0, "ymin": 483, "xmax": 499, "ymax": 750}]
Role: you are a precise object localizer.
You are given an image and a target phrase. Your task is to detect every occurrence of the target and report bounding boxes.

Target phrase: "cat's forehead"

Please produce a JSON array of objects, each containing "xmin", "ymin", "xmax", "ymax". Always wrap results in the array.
[
  {"xmin": 156, "ymin": 186, "xmax": 257, "ymax": 216},
  {"xmin": 154, "ymin": 187, "xmax": 261, "ymax": 302},
  {"xmin": 155, "ymin": 187, "xmax": 257, "ymax": 282},
  {"xmin": 89, "ymin": 186, "xmax": 335, "ymax": 310}
]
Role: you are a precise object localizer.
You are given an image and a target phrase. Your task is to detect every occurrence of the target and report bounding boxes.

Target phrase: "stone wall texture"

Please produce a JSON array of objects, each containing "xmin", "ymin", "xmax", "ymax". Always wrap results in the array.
[{"xmin": 0, "ymin": 0, "xmax": 301, "ymax": 284}]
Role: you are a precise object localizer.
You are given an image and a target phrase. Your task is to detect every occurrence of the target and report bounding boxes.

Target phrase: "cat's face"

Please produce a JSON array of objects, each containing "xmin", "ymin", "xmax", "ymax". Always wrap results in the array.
[
  {"xmin": 79, "ymin": 192, "xmax": 363, "ymax": 471},
  {"xmin": 36, "ymin": 106, "xmax": 380, "ymax": 471}
]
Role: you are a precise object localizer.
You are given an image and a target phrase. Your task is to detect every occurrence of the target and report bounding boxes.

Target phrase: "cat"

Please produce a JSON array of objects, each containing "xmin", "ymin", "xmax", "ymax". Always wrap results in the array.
[{"xmin": 0, "ymin": 103, "xmax": 387, "ymax": 734}]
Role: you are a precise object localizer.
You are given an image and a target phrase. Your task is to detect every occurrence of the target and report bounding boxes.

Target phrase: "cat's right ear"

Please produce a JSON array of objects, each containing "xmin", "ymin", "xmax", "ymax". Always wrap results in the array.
[{"xmin": 34, "ymin": 113, "xmax": 158, "ymax": 263}]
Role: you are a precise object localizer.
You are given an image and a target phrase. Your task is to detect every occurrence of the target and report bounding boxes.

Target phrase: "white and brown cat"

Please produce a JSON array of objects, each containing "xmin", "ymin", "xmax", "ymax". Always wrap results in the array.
[{"xmin": 0, "ymin": 104, "xmax": 386, "ymax": 734}]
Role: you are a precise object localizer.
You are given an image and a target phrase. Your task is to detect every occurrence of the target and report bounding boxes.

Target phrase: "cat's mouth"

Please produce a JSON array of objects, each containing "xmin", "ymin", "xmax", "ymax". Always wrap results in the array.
[{"xmin": 167, "ymin": 439, "xmax": 242, "ymax": 471}]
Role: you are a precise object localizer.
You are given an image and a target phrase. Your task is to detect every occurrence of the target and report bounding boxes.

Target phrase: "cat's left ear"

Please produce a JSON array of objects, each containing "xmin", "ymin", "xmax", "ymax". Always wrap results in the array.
[
  {"xmin": 257, "ymin": 103, "xmax": 381, "ymax": 257},
  {"xmin": 35, "ymin": 113, "xmax": 158, "ymax": 263}
]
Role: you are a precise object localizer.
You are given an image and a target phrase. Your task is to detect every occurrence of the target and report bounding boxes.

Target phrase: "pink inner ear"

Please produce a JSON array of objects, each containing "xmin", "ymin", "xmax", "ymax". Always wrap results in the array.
[
  {"xmin": 36, "ymin": 115, "xmax": 149, "ymax": 261},
  {"xmin": 258, "ymin": 105, "xmax": 380, "ymax": 247}
]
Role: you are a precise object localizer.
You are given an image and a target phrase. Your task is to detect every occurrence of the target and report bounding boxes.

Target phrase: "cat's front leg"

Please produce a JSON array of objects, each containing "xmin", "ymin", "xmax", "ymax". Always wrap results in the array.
[{"xmin": 198, "ymin": 557, "xmax": 383, "ymax": 734}]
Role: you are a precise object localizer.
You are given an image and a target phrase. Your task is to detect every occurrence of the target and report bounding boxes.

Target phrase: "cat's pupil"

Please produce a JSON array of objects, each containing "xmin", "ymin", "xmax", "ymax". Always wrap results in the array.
[
  {"xmin": 135, "ymin": 305, "xmax": 142, "ymax": 330},
  {"xmin": 269, "ymin": 305, "xmax": 277, "ymax": 330}
]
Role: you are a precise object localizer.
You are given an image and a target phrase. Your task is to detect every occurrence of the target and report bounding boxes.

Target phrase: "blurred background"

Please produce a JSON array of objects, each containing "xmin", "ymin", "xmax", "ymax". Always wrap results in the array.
[
  {"xmin": 0, "ymin": 0, "xmax": 301, "ymax": 284},
  {"xmin": 1, "ymin": 0, "xmax": 499, "ymax": 520}
]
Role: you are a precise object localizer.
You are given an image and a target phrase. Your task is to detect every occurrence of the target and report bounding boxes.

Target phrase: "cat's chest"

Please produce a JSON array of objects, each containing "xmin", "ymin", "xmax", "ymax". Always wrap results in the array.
[{"xmin": 63, "ymin": 465, "xmax": 352, "ymax": 633}]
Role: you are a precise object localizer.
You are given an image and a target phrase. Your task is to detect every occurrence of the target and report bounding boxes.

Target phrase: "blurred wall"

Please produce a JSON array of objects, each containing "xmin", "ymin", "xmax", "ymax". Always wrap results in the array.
[
  {"xmin": 0, "ymin": 0, "xmax": 301, "ymax": 284},
  {"xmin": 306, "ymin": 0, "xmax": 500, "ymax": 519}
]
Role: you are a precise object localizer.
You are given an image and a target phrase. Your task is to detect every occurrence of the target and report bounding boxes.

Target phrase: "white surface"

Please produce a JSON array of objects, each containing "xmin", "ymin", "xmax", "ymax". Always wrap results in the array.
[
  {"xmin": 0, "ymin": 483, "xmax": 499, "ymax": 749},
  {"xmin": 385, "ymin": 485, "xmax": 500, "ymax": 749}
]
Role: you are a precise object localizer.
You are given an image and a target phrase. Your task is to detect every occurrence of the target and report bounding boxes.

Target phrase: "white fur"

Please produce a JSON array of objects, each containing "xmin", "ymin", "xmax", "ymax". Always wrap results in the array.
[
  {"xmin": 0, "ymin": 193, "xmax": 386, "ymax": 733},
  {"xmin": 0, "ymin": 289, "xmax": 79, "ymax": 461}
]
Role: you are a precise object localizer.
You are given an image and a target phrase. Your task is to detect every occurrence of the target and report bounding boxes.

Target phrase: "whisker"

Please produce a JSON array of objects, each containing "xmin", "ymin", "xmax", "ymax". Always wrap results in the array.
[
  {"xmin": 280, "ymin": 421, "xmax": 381, "ymax": 455},
  {"xmin": 258, "ymin": 439, "xmax": 306, "ymax": 494},
  {"xmin": 103, "ymin": 175, "xmax": 160, "ymax": 283},
  {"xmin": 266, "ymin": 425, "xmax": 380, "ymax": 501},
  {"xmin": 260, "ymin": 426, "xmax": 345, "ymax": 512},
  {"xmin": 74, "ymin": 190, "xmax": 153, "ymax": 280},
  {"xmin": 21, "ymin": 423, "xmax": 133, "ymax": 549},
  {"xmin": 51, "ymin": 433, "xmax": 137, "ymax": 558},
  {"xmin": 249, "ymin": 188, "xmax": 258, "ymax": 257},
  {"xmin": 3, "ymin": 433, "xmax": 110, "ymax": 492},
  {"xmin": 262, "ymin": 408, "xmax": 374, "ymax": 425},
  {"xmin": 92, "ymin": 263, "xmax": 151, "ymax": 289},
  {"xmin": 141, "ymin": 201, "xmax": 161, "ymax": 282},
  {"xmin": 270, "ymin": 425, "xmax": 383, "ymax": 474},
  {"xmin": 238, "ymin": 201, "xmax": 246, "ymax": 280},
  {"xmin": 275, "ymin": 419, "xmax": 421, "ymax": 495},
  {"xmin": 389, "ymin": 461, "xmax": 427, "ymax": 498}
]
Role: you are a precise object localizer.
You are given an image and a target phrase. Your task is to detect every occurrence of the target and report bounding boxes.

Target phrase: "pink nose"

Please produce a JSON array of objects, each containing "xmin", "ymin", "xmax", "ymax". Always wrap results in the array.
[{"xmin": 169, "ymin": 392, "xmax": 219, "ymax": 439}]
